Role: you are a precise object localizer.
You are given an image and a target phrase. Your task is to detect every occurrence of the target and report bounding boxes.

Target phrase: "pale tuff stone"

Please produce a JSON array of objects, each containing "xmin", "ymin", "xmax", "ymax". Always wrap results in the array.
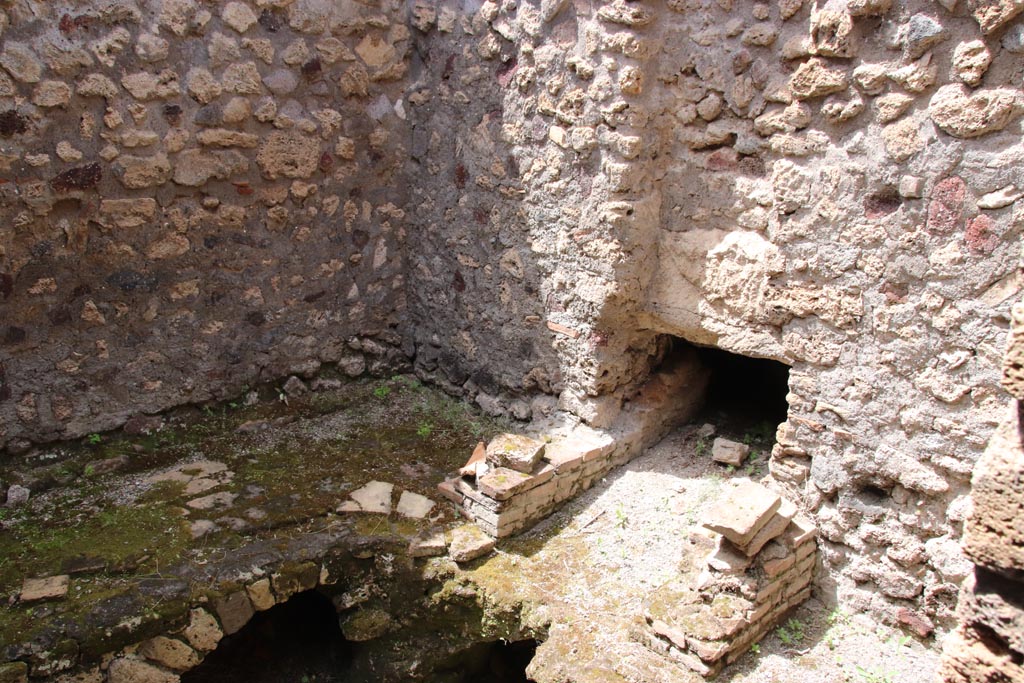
[
  {"xmin": 186, "ymin": 68, "xmax": 221, "ymax": 104},
  {"xmin": 930, "ymin": 84, "xmax": 1022, "ymax": 138},
  {"xmin": 222, "ymin": 62, "xmax": 263, "ymax": 94},
  {"xmin": 811, "ymin": 10, "xmax": 855, "ymax": 58},
  {"xmin": 106, "ymin": 659, "xmax": 179, "ymax": 683},
  {"xmin": 967, "ymin": 0, "xmax": 1024, "ymax": 33},
  {"xmin": 186, "ymin": 609, "xmax": 223, "ymax": 652},
  {"xmin": 222, "ymin": 2, "xmax": 258, "ymax": 33},
  {"xmin": 138, "ymin": 637, "xmax": 199, "ymax": 672},
  {"xmin": 32, "ymin": 81, "xmax": 71, "ymax": 108},
  {"xmin": 963, "ymin": 406, "xmax": 1024, "ymax": 572},
  {"xmin": 874, "ymin": 92, "xmax": 914, "ymax": 123},
  {"xmin": 115, "ymin": 153, "xmax": 172, "ymax": 188},
  {"xmin": 173, "ymin": 149, "xmax": 249, "ymax": 186},
  {"xmin": 952, "ymin": 40, "xmax": 992, "ymax": 87},
  {"xmin": 789, "ymin": 58, "xmax": 847, "ymax": 100},
  {"xmin": 257, "ymin": 130, "xmax": 321, "ymax": 179},
  {"xmin": 77, "ymin": 73, "xmax": 119, "ymax": 99},
  {"xmin": 246, "ymin": 578, "xmax": 276, "ymax": 611},
  {"xmin": 888, "ymin": 54, "xmax": 937, "ymax": 92},
  {"xmin": 122, "ymin": 70, "xmax": 180, "ymax": 100}
]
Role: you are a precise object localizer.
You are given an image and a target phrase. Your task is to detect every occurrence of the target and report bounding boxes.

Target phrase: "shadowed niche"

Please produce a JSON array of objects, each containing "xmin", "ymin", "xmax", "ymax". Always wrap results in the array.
[{"xmin": 697, "ymin": 346, "xmax": 790, "ymax": 433}]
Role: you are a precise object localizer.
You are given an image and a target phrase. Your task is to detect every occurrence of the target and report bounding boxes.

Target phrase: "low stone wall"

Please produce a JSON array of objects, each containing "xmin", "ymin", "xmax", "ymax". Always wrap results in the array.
[
  {"xmin": 439, "ymin": 350, "xmax": 710, "ymax": 538},
  {"xmin": 638, "ymin": 481, "xmax": 818, "ymax": 677}
]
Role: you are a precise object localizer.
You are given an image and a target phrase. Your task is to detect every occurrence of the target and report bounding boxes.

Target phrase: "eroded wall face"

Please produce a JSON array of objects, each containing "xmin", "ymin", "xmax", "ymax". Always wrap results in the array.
[
  {"xmin": 0, "ymin": 0, "xmax": 412, "ymax": 449},
  {"xmin": 633, "ymin": 0, "xmax": 1021, "ymax": 631}
]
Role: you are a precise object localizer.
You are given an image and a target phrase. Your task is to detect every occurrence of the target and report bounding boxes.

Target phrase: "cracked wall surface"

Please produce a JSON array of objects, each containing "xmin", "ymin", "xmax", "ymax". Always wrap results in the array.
[{"xmin": 1, "ymin": 0, "xmax": 1022, "ymax": 632}]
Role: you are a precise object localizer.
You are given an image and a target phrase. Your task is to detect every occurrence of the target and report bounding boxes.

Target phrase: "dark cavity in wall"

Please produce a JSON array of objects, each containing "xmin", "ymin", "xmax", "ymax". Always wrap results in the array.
[
  {"xmin": 181, "ymin": 590, "xmax": 352, "ymax": 683},
  {"xmin": 696, "ymin": 345, "xmax": 790, "ymax": 434}
]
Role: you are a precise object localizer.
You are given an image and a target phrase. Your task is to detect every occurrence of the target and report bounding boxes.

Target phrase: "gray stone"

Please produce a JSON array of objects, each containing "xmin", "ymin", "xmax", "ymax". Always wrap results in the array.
[
  {"xmin": 263, "ymin": 69, "xmax": 300, "ymax": 96},
  {"xmin": 0, "ymin": 43, "xmax": 44, "ymax": 83},
  {"xmin": 6, "ymin": 484, "xmax": 30, "ymax": 507},
  {"xmin": 902, "ymin": 14, "xmax": 947, "ymax": 59},
  {"xmin": 214, "ymin": 590, "xmax": 254, "ymax": 635}
]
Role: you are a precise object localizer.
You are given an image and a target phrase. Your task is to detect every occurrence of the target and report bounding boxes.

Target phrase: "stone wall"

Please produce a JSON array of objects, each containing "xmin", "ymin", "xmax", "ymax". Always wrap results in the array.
[
  {"xmin": 937, "ymin": 294, "xmax": 1024, "ymax": 682},
  {"xmin": 0, "ymin": 0, "xmax": 413, "ymax": 451}
]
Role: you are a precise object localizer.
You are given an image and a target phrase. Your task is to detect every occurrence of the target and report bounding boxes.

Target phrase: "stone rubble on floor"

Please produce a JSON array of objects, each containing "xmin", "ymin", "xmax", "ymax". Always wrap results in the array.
[
  {"xmin": 710, "ymin": 438, "xmax": 750, "ymax": 467},
  {"xmin": 637, "ymin": 480, "xmax": 818, "ymax": 677}
]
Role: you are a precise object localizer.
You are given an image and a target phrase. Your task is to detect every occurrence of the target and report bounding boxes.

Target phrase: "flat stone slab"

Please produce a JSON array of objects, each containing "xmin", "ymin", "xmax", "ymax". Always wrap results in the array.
[
  {"xmin": 20, "ymin": 575, "xmax": 69, "ymax": 603},
  {"xmin": 740, "ymin": 497, "xmax": 797, "ymax": 557},
  {"xmin": 186, "ymin": 491, "xmax": 237, "ymax": 510},
  {"xmin": 396, "ymin": 490, "xmax": 435, "ymax": 519},
  {"xmin": 485, "ymin": 433, "xmax": 546, "ymax": 474},
  {"xmin": 349, "ymin": 481, "xmax": 394, "ymax": 514},
  {"xmin": 149, "ymin": 460, "xmax": 228, "ymax": 484},
  {"xmin": 449, "ymin": 523, "xmax": 495, "ymax": 563},
  {"xmin": 711, "ymin": 438, "xmax": 750, "ymax": 466},
  {"xmin": 477, "ymin": 467, "xmax": 534, "ymax": 501},
  {"xmin": 702, "ymin": 480, "xmax": 781, "ymax": 547}
]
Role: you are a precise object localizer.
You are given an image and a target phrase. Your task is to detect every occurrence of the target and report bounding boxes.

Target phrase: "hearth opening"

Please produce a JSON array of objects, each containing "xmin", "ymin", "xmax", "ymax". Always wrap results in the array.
[
  {"xmin": 181, "ymin": 590, "xmax": 351, "ymax": 683},
  {"xmin": 696, "ymin": 345, "xmax": 790, "ymax": 437}
]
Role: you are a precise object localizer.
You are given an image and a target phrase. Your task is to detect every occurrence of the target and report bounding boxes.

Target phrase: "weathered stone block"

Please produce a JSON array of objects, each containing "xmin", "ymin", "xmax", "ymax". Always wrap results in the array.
[
  {"xmin": 711, "ymin": 438, "xmax": 750, "ymax": 467},
  {"xmin": 703, "ymin": 481, "xmax": 781, "ymax": 547},
  {"xmin": 214, "ymin": 591, "xmax": 254, "ymax": 635},
  {"xmin": 106, "ymin": 658, "xmax": 179, "ymax": 683},
  {"xmin": 449, "ymin": 524, "xmax": 495, "ymax": 562},
  {"xmin": 138, "ymin": 636, "xmax": 199, "ymax": 672},
  {"xmin": 485, "ymin": 434, "xmax": 546, "ymax": 474}
]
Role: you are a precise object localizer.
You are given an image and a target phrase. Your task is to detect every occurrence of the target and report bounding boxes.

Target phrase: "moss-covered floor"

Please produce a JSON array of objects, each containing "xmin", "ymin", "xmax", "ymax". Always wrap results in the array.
[{"xmin": 0, "ymin": 374, "xmax": 510, "ymax": 656}]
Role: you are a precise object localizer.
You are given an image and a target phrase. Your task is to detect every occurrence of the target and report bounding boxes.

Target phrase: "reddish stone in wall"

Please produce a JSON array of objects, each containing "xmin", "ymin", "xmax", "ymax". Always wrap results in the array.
[
  {"xmin": 927, "ymin": 177, "xmax": 967, "ymax": 233},
  {"xmin": 706, "ymin": 148, "xmax": 738, "ymax": 171},
  {"xmin": 964, "ymin": 215, "xmax": 999, "ymax": 254}
]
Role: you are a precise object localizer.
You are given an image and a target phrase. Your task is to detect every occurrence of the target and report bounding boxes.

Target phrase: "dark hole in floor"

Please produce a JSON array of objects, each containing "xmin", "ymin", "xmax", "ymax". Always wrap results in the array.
[
  {"xmin": 181, "ymin": 590, "xmax": 352, "ymax": 683},
  {"xmin": 180, "ymin": 590, "xmax": 537, "ymax": 683},
  {"xmin": 433, "ymin": 639, "xmax": 539, "ymax": 683},
  {"xmin": 695, "ymin": 345, "xmax": 790, "ymax": 437}
]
